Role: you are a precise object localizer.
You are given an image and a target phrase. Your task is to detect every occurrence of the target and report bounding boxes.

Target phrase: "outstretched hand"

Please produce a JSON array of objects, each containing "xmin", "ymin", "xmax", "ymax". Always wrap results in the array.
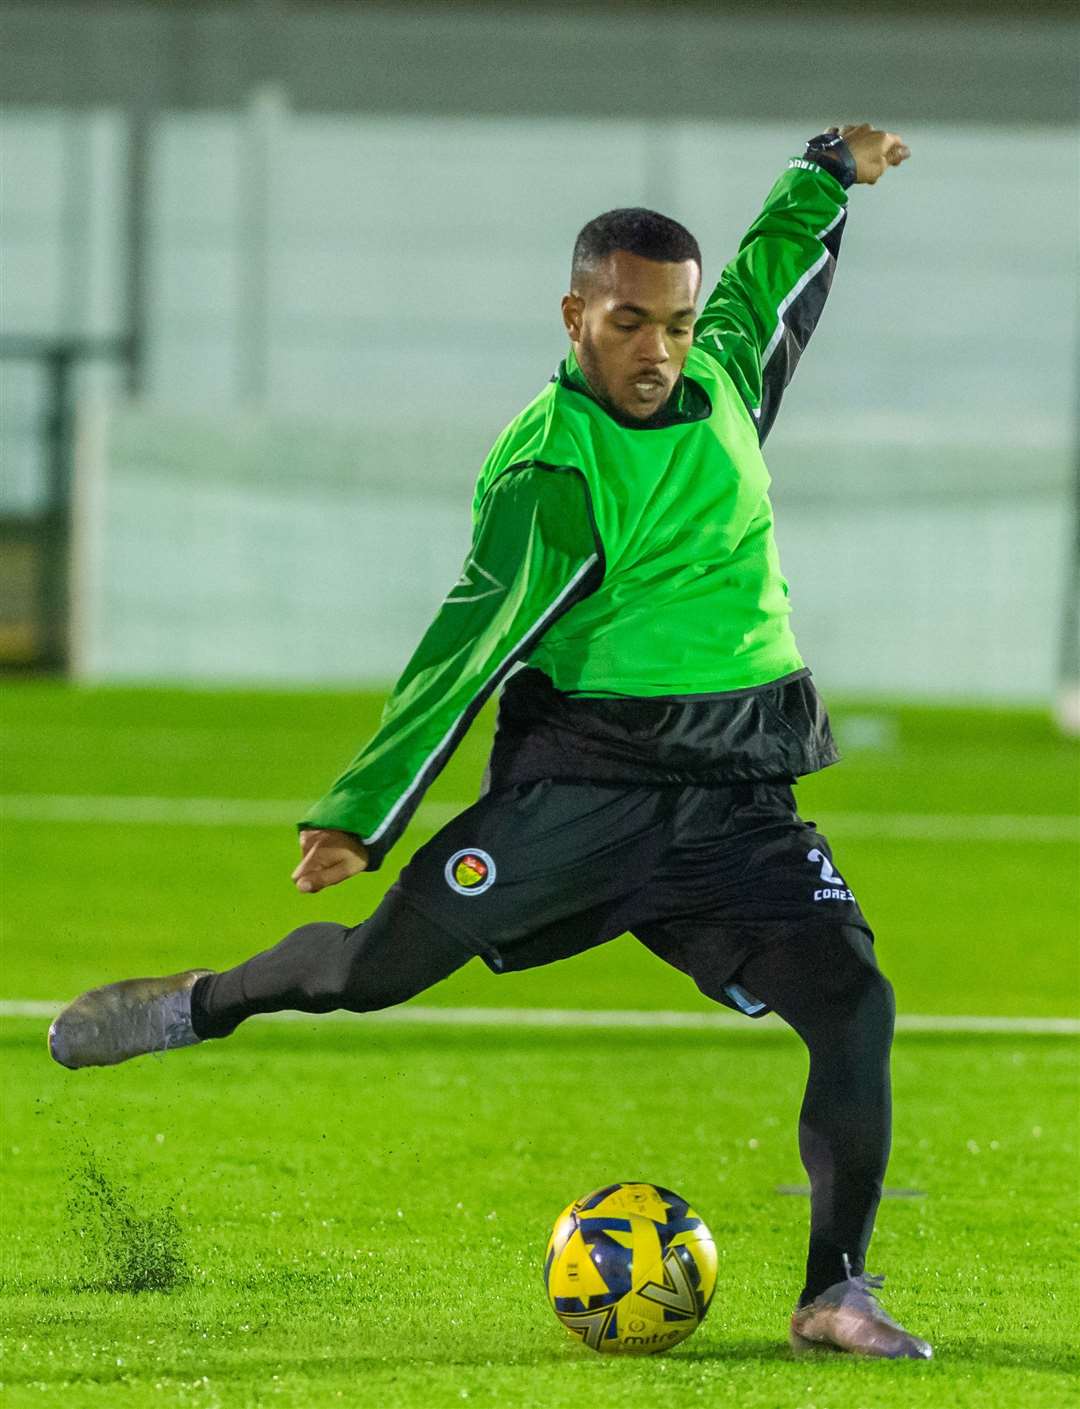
[
  {"xmin": 292, "ymin": 828, "xmax": 369, "ymax": 893},
  {"xmin": 832, "ymin": 123, "xmax": 910, "ymax": 184}
]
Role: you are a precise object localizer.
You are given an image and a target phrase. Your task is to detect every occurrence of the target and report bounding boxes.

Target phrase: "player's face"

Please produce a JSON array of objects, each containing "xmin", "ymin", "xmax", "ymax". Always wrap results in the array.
[{"xmin": 562, "ymin": 252, "xmax": 700, "ymax": 421}]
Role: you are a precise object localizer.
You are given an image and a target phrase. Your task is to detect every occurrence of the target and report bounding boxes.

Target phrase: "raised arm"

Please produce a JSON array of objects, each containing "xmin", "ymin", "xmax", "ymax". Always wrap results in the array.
[
  {"xmin": 695, "ymin": 124, "xmax": 909, "ymax": 444},
  {"xmin": 292, "ymin": 464, "xmax": 603, "ymax": 888}
]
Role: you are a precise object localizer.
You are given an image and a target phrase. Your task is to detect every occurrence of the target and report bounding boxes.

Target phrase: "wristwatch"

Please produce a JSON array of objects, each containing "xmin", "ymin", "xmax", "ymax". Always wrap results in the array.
[{"xmin": 803, "ymin": 132, "xmax": 858, "ymax": 189}]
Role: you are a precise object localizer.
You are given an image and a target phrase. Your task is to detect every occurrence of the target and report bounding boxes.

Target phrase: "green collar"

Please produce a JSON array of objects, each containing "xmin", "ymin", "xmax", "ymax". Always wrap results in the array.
[{"xmin": 557, "ymin": 346, "xmax": 711, "ymax": 429}]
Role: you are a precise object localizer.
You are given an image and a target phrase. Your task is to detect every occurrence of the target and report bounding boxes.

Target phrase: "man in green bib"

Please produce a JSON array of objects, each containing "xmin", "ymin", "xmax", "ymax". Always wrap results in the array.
[{"xmin": 51, "ymin": 123, "xmax": 930, "ymax": 1358}]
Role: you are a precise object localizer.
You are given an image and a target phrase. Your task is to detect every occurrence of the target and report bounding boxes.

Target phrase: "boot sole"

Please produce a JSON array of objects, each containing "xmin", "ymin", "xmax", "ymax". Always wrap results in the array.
[{"xmin": 789, "ymin": 1326, "xmax": 843, "ymax": 1355}]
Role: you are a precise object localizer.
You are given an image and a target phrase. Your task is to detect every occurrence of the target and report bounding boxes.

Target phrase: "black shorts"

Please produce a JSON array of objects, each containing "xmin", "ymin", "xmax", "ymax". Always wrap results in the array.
[{"xmin": 396, "ymin": 778, "xmax": 873, "ymax": 1016}]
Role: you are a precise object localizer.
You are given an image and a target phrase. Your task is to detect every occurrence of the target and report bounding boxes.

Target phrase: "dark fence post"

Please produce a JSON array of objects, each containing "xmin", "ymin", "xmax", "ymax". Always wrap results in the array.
[
  {"xmin": 0, "ymin": 335, "xmax": 135, "ymax": 675},
  {"xmin": 39, "ymin": 347, "xmax": 76, "ymax": 670}
]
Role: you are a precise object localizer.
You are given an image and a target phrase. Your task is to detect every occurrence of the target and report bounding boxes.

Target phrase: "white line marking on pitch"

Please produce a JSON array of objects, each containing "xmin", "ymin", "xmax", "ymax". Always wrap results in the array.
[
  {"xmin": 1, "ymin": 795, "xmax": 1077, "ymax": 842},
  {"xmin": 2, "ymin": 1000, "xmax": 1076, "ymax": 1036}
]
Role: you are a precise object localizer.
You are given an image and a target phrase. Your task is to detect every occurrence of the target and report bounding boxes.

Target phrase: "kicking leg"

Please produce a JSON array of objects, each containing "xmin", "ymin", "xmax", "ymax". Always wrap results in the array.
[
  {"xmin": 191, "ymin": 885, "xmax": 469, "ymax": 1037},
  {"xmin": 49, "ymin": 884, "xmax": 470, "ymax": 1068}
]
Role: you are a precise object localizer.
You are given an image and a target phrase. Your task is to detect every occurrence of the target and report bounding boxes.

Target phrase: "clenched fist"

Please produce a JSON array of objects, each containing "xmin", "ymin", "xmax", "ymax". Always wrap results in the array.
[
  {"xmin": 832, "ymin": 123, "xmax": 911, "ymax": 184},
  {"xmin": 292, "ymin": 827, "xmax": 369, "ymax": 893}
]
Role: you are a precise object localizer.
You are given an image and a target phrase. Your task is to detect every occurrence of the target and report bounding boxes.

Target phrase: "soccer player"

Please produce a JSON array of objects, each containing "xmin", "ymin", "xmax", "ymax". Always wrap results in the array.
[{"xmin": 50, "ymin": 123, "xmax": 930, "ymax": 1358}]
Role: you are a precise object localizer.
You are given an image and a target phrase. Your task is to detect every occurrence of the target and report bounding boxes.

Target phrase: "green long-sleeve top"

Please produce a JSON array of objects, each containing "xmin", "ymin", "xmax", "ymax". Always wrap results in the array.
[{"xmin": 302, "ymin": 158, "xmax": 849, "ymax": 867}]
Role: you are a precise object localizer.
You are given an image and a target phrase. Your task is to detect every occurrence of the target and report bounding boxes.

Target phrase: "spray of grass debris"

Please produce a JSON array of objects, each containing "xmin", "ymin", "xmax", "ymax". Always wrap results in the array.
[{"xmin": 68, "ymin": 1151, "xmax": 188, "ymax": 1293}]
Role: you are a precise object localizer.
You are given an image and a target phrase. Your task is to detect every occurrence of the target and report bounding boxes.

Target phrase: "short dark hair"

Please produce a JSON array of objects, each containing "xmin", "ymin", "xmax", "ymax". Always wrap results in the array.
[{"xmin": 571, "ymin": 207, "xmax": 701, "ymax": 290}]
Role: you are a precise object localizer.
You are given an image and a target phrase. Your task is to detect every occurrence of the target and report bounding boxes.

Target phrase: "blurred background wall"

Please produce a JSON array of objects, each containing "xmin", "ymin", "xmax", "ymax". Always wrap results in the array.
[{"xmin": 2, "ymin": 1, "xmax": 1078, "ymax": 698}]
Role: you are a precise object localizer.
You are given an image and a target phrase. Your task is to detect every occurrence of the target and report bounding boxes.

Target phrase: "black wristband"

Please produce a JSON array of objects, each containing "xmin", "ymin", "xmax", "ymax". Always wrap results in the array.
[{"xmin": 802, "ymin": 132, "xmax": 857, "ymax": 190}]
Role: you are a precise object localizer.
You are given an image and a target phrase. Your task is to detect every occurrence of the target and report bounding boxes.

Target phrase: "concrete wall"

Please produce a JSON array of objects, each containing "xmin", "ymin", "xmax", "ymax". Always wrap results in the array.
[
  {"xmin": 52, "ymin": 113, "xmax": 1072, "ymax": 701},
  {"xmin": 1, "ymin": 3, "xmax": 1076, "ymax": 698},
  {"xmin": 3, "ymin": 4, "xmax": 1076, "ymax": 125}
]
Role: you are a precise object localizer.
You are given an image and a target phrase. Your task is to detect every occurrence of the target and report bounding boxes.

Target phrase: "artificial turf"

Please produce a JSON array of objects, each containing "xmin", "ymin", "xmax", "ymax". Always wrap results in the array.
[
  {"xmin": 1, "ymin": 684, "xmax": 1078, "ymax": 1407},
  {"xmin": 2, "ymin": 1022, "xmax": 1077, "ymax": 1408}
]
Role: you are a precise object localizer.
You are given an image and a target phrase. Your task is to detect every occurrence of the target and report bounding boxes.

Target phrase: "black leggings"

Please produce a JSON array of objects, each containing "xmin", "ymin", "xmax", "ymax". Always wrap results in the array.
[
  {"xmin": 732, "ymin": 928, "xmax": 894, "ymax": 1305},
  {"xmin": 191, "ymin": 887, "xmax": 893, "ymax": 1304},
  {"xmin": 192, "ymin": 885, "xmax": 469, "ymax": 1032}
]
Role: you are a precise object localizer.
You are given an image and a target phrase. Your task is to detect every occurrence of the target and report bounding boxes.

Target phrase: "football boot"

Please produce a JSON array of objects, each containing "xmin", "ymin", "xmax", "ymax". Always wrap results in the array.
[
  {"xmin": 790, "ymin": 1260, "xmax": 932, "ymax": 1359},
  {"xmin": 48, "ymin": 970, "xmax": 213, "ymax": 1070}
]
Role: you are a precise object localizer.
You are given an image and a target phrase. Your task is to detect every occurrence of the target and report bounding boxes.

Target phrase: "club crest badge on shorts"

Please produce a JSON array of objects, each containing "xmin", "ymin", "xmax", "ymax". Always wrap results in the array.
[{"xmin": 445, "ymin": 848, "xmax": 497, "ymax": 897}]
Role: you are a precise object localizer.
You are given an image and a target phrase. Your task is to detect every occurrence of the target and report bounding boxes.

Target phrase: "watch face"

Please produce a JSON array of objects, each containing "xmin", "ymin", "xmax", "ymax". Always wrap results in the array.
[{"xmin": 802, "ymin": 136, "xmax": 856, "ymax": 188}]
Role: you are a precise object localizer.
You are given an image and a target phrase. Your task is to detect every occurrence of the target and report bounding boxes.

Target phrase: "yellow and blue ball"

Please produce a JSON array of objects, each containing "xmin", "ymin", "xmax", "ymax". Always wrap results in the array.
[{"xmin": 543, "ymin": 1182, "xmax": 717, "ymax": 1355}]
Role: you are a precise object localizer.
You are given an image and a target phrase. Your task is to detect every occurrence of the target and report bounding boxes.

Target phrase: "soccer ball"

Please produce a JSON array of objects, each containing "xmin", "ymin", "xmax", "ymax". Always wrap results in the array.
[{"xmin": 543, "ymin": 1182, "xmax": 716, "ymax": 1355}]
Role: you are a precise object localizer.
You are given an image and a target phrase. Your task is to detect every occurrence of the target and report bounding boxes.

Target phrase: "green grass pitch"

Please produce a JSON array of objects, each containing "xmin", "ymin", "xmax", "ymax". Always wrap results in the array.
[{"xmin": 2, "ymin": 683, "xmax": 1078, "ymax": 1407}]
